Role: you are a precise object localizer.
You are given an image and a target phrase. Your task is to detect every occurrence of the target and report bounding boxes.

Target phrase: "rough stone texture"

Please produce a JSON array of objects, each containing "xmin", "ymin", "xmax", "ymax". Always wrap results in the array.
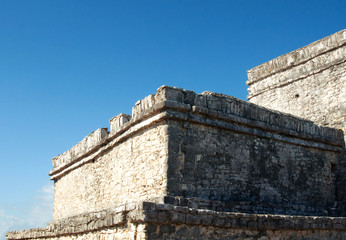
[
  {"xmin": 166, "ymin": 120, "xmax": 340, "ymax": 216},
  {"xmin": 7, "ymin": 202, "xmax": 346, "ymax": 240},
  {"xmin": 109, "ymin": 113, "xmax": 131, "ymax": 135},
  {"xmin": 53, "ymin": 122, "xmax": 168, "ymax": 220},
  {"xmin": 49, "ymin": 86, "xmax": 344, "ymax": 221},
  {"xmin": 247, "ymin": 29, "xmax": 345, "ymax": 132},
  {"xmin": 7, "ymin": 30, "xmax": 346, "ymax": 239}
]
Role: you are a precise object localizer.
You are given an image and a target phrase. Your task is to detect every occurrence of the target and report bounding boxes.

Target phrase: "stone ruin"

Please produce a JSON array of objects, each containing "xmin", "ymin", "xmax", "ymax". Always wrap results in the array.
[{"xmin": 7, "ymin": 29, "xmax": 346, "ymax": 239}]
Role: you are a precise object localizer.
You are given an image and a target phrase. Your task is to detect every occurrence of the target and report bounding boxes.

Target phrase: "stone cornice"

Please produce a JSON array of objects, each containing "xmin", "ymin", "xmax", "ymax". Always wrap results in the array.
[
  {"xmin": 247, "ymin": 29, "xmax": 346, "ymax": 87},
  {"xmin": 49, "ymin": 86, "xmax": 344, "ymax": 180}
]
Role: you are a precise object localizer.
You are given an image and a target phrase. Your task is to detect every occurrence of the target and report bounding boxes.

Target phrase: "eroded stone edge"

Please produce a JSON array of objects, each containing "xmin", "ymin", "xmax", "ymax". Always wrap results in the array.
[{"xmin": 49, "ymin": 86, "xmax": 344, "ymax": 179}]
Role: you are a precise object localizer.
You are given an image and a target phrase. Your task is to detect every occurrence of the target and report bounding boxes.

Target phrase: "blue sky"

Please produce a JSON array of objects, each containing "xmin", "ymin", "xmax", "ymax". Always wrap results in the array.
[{"xmin": 0, "ymin": 0, "xmax": 345, "ymax": 238}]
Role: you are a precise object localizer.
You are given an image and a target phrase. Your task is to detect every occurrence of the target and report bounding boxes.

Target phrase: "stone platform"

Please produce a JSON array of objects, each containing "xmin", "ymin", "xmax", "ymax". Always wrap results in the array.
[{"xmin": 6, "ymin": 201, "xmax": 346, "ymax": 240}]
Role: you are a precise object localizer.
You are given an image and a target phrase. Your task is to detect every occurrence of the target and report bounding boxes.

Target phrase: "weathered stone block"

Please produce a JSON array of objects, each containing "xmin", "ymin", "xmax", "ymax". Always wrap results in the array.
[{"xmin": 109, "ymin": 113, "xmax": 131, "ymax": 135}]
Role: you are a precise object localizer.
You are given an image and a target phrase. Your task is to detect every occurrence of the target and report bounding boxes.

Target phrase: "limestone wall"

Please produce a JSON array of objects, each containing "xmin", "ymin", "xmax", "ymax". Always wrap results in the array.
[
  {"xmin": 50, "ymin": 86, "xmax": 177, "ymax": 220},
  {"xmin": 163, "ymin": 90, "xmax": 344, "ymax": 216},
  {"xmin": 246, "ymin": 29, "xmax": 346, "ymax": 215},
  {"xmin": 53, "ymin": 122, "xmax": 168, "ymax": 220},
  {"xmin": 167, "ymin": 121, "xmax": 339, "ymax": 215},
  {"xmin": 50, "ymin": 86, "xmax": 196, "ymax": 220},
  {"xmin": 246, "ymin": 29, "xmax": 346, "ymax": 131},
  {"xmin": 50, "ymin": 86, "xmax": 344, "ymax": 220}
]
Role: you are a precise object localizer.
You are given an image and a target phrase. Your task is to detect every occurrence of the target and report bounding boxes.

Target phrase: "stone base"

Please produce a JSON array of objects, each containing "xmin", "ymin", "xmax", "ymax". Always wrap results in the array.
[{"xmin": 7, "ymin": 201, "xmax": 346, "ymax": 240}]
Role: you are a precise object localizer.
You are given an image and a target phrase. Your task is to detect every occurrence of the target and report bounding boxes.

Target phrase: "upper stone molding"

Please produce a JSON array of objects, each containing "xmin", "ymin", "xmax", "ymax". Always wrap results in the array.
[
  {"xmin": 246, "ymin": 29, "xmax": 346, "ymax": 87},
  {"xmin": 50, "ymin": 86, "xmax": 344, "ymax": 179}
]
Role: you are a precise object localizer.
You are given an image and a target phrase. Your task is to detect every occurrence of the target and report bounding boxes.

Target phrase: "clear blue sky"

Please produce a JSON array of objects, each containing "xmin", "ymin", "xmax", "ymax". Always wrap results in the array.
[{"xmin": 0, "ymin": 0, "xmax": 345, "ymax": 238}]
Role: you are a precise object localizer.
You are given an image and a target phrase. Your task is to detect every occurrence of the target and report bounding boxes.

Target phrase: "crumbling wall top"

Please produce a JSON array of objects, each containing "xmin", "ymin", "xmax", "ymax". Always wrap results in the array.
[{"xmin": 50, "ymin": 85, "xmax": 344, "ymax": 179}]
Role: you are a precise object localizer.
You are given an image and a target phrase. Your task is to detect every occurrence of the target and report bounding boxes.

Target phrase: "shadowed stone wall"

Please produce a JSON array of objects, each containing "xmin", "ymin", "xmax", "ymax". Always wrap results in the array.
[
  {"xmin": 162, "ymin": 89, "xmax": 343, "ymax": 216},
  {"xmin": 167, "ymin": 121, "xmax": 339, "ymax": 215},
  {"xmin": 247, "ymin": 29, "xmax": 346, "ymax": 218}
]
